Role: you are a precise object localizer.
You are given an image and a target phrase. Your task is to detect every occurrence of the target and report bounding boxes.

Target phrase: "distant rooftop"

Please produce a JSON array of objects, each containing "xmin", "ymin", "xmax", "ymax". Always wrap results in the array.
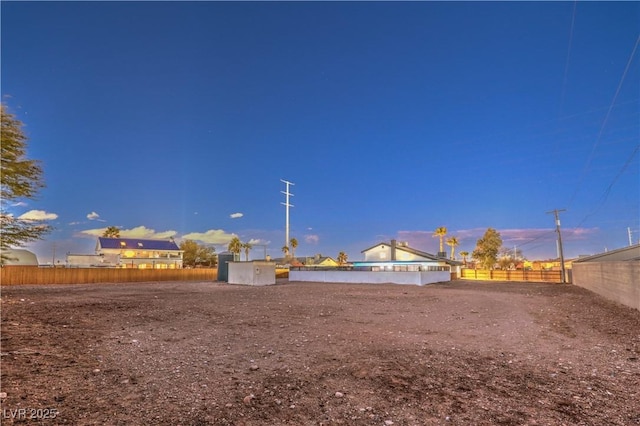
[{"xmin": 97, "ymin": 237, "xmax": 181, "ymax": 251}]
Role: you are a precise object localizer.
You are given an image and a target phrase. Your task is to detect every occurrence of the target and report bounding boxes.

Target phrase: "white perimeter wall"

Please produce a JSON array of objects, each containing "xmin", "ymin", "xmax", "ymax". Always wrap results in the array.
[
  {"xmin": 289, "ymin": 270, "xmax": 450, "ymax": 286},
  {"xmin": 228, "ymin": 261, "xmax": 276, "ymax": 286},
  {"xmin": 572, "ymin": 261, "xmax": 639, "ymax": 311}
]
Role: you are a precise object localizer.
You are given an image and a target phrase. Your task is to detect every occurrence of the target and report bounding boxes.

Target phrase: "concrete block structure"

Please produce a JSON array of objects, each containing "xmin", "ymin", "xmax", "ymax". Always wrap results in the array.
[
  {"xmin": 572, "ymin": 245, "xmax": 640, "ymax": 311},
  {"xmin": 228, "ymin": 261, "xmax": 276, "ymax": 286}
]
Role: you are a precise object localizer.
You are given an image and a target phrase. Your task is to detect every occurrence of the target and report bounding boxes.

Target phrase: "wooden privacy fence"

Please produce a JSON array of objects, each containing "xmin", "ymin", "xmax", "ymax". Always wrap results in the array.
[
  {"xmin": 1, "ymin": 267, "xmax": 218, "ymax": 285},
  {"xmin": 460, "ymin": 268, "xmax": 562, "ymax": 283}
]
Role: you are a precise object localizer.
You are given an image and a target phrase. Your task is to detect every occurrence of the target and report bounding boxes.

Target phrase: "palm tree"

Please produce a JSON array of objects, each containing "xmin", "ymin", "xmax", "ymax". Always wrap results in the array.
[
  {"xmin": 433, "ymin": 227, "xmax": 447, "ymax": 255},
  {"xmin": 227, "ymin": 236, "xmax": 242, "ymax": 260},
  {"xmin": 289, "ymin": 238, "xmax": 298, "ymax": 259},
  {"xmin": 459, "ymin": 251, "xmax": 470, "ymax": 266},
  {"xmin": 337, "ymin": 251, "xmax": 348, "ymax": 266},
  {"xmin": 242, "ymin": 242, "xmax": 252, "ymax": 261},
  {"xmin": 281, "ymin": 245, "xmax": 289, "ymax": 258},
  {"xmin": 446, "ymin": 236, "xmax": 459, "ymax": 260},
  {"xmin": 102, "ymin": 226, "xmax": 120, "ymax": 238}
]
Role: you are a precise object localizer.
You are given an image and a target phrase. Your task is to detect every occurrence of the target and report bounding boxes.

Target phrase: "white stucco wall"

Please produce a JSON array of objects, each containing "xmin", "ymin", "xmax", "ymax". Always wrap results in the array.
[
  {"xmin": 228, "ymin": 261, "xmax": 276, "ymax": 286},
  {"xmin": 364, "ymin": 245, "xmax": 391, "ymax": 261},
  {"xmin": 363, "ymin": 245, "xmax": 427, "ymax": 262},
  {"xmin": 572, "ymin": 260, "xmax": 640, "ymax": 311},
  {"xmin": 289, "ymin": 270, "xmax": 450, "ymax": 286}
]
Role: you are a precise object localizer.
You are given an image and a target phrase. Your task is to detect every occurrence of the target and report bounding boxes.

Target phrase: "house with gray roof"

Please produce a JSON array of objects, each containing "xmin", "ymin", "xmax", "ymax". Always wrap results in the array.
[
  {"xmin": 289, "ymin": 240, "xmax": 461, "ymax": 286},
  {"xmin": 358, "ymin": 239, "xmax": 462, "ymax": 274}
]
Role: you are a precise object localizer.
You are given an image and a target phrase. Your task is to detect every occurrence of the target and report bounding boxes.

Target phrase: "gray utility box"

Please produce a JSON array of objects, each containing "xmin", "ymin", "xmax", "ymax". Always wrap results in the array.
[{"xmin": 228, "ymin": 261, "xmax": 276, "ymax": 286}]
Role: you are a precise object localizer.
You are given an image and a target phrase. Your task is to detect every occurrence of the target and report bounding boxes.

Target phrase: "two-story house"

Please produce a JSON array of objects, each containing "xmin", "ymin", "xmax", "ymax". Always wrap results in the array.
[{"xmin": 96, "ymin": 237, "xmax": 183, "ymax": 269}]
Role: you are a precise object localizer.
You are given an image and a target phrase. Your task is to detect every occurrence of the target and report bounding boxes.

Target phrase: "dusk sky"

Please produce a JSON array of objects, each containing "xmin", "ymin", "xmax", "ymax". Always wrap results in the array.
[{"xmin": 2, "ymin": 1, "xmax": 638, "ymax": 264}]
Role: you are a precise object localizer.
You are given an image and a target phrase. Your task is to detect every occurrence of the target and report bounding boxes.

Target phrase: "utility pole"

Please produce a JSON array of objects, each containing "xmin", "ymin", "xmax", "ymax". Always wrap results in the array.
[
  {"xmin": 280, "ymin": 179, "xmax": 295, "ymax": 253},
  {"xmin": 252, "ymin": 244, "xmax": 268, "ymax": 260},
  {"xmin": 546, "ymin": 209, "xmax": 567, "ymax": 283},
  {"xmin": 628, "ymin": 227, "xmax": 634, "ymax": 246}
]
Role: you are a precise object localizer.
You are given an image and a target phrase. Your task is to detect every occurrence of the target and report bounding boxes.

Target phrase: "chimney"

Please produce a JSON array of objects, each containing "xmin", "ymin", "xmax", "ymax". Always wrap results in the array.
[{"xmin": 390, "ymin": 239, "xmax": 397, "ymax": 261}]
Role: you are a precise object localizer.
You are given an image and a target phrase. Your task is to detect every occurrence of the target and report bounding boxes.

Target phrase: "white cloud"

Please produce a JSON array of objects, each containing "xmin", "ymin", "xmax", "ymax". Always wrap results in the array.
[
  {"xmin": 86, "ymin": 211, "xmax": 105, "ymax": 221},
  {"xmin": 121, "ymin": 226, "xmax": 177, "ymax": 239},
  {"xmin": 456, "ymin": 227, "xmax": 597, "ymax": 243},
  {"xmin": 305, "ymin": 234, "xmax": 319, "ymax": 244},
  {"xmin": 12, "ymin": 201, "xmax": 27, "ymax": 207},
  {"xmin": 18, "ymin": 210, "xmax": 58, "ymax": 221},
  {"xmin": 80, "ymin": 228, "xmax": 108, "ymax": 237},
  {"xmin": 80, "ymin": 226, "xmax": 177, "ymax": 240},
  {"xmin": 247, "ymin": 238, "xmax": 269, "ymax": 245},
  {"xmin": 230, "ymin": 212, "xmax": 244, "ymax": 219},
  {"xmin": 181, "ymin": 229, "xmax": 237, "ymax": 244},
  {"xmin": 562, "ymin": 227, "xmax": 599, "ymax": 241},
  {"xmin": 397, "ymin": 227, "xmax": 600, "ymax": 253}
]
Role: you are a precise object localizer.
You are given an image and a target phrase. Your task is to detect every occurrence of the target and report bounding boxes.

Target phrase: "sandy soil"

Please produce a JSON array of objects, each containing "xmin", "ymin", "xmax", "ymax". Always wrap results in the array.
[{"xmin": 1, "ymin": 279, "xmax": 639, "ymax": 425}]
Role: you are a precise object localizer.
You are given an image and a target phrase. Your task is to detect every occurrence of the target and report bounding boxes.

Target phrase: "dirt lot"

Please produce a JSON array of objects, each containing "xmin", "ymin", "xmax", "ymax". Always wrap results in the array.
[{"xmin": 1, "ymin": 279, "xmax": 639, "ymax": 425}]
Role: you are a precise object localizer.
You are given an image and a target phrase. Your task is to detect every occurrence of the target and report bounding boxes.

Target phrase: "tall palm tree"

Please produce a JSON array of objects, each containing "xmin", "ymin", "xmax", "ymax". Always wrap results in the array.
[
  {"xmin": 446, "ymin": 236, "xmax": 459, "ymax": 260},
  {"xmin": 102, "ymin": 226, "xmax": 120, "ymax": 238},
  {"xmin": 337, "ymin": 251, "xmax": 348, "ymax": 266},
  {"xmin": 227, "ymin": 236, "xmax": 242, "ymax": 260},
  {"xmin": 459, "ymin": 251, "xmax": 470, "ymax": 266},
  {"xmin": 281, "ymin": 245, "xmax": 289, "ymax": 258},
  {"xmin": 241, "ymin": 242, "xmax": 252, "ymax": 261},
  {"xmin": 289, "ymin": 238, "xmax": 298, "ymax": 259},
  {"xmin": 433, "ymin": 227, "xmax": 447, "ymax": 254}
]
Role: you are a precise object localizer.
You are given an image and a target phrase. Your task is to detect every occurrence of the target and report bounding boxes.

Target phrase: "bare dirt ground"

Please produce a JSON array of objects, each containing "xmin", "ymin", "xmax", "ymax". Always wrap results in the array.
[{"xmin": 1, "ymin": 279, "xmax": 639, "ymax": 425}]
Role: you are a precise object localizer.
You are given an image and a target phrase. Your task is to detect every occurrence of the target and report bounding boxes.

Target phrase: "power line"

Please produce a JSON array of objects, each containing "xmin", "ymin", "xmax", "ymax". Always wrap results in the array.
[
  {"xmin": 546, "ymin": 209, "xmax": 567, "ymax": 283},
  {"xmin": 558, "ymin": 0, "xmax": 578, "ymax": 116},
  {"xmin": 515, "ymin": 230, "xmax": 557, "ymax": 249},
  {"xmin": 568, "ymin": 34, "xmax": 640, "ymax": 208},
  {"xmin": 575, "ymin": 143, "xmax": 640, "ymax": 228}
]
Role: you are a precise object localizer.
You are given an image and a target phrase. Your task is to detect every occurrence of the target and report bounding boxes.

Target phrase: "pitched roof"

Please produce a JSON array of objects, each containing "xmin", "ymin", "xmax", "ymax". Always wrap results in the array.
[
  {"xmin": 302, "ymin": 255, "xmax": 337, "ymax": 266},
  {"xmin": 271, "ymin": 257, "xmax": 304, "ymax": 266},
  {"xmin": 361, "ymin": 241, "xmax": 463, "ymax": 266},
  {"xmin": 97, "ymin": 237, "xmax": 181, "ymax": 251}
]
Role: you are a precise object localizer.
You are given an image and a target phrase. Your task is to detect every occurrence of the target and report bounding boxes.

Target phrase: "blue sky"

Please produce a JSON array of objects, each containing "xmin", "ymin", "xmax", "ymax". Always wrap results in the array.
[{"xmin": 2, "ymin": 1, "xmax": 639, "ymax": 264}]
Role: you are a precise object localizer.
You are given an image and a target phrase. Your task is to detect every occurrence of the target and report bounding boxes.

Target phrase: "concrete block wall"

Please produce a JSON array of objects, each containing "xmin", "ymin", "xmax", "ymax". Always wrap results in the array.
[{"xmin": 572, "ymin": 260, "xmax": 640, "ymax": 311}]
